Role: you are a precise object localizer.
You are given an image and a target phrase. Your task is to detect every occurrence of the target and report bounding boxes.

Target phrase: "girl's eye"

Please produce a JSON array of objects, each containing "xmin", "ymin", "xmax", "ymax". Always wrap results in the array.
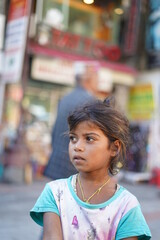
[
  {"xmin": 86, "ymin": 136, "xmax": 94, "ymax": 142},
  {"xmin": 69, "ymin": 135, "xmax": 77, "ymax": 143}
]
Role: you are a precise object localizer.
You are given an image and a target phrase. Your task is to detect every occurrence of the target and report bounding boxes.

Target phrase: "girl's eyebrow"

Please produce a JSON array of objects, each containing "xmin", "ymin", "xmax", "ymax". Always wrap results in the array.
[
  {"xmin": 84, "ymin": 132, "xmax": 100, "ymax": 137},
  {"xmin": 69, "ymin": 132, "xmax": 77, "ymax": 135},
  {"xmin": 69, "ymin": 132, "xmax": 100, "ymax": 137}
]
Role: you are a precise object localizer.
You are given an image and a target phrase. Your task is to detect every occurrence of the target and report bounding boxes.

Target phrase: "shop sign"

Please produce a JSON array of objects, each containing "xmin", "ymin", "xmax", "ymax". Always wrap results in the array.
[
  {"xmin": 36, "ymin": 25, "xmax": 121, "ymax": 62},
  {"xmin": 128, "ymin": 84, "xmax": 155, "ymax": 120},
  {"xmin": 31, "ymin": 57, "xmax": 74, "ymax": 85},
  {"xmin": 3, "ymin": 0, "xmax": 31, "ymax": 83}
]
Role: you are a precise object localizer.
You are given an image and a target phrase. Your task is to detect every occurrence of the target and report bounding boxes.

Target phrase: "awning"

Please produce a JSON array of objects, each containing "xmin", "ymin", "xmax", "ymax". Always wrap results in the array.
[{"xmin": 28, "ymin": 40, "xmax": 137, "ymax": 76}]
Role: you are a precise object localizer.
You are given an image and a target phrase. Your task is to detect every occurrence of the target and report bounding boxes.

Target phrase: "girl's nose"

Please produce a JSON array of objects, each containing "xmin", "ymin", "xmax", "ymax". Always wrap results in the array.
[{"xmin": 74, "ymin": 141, "xmax": 84, "ymax": 152}]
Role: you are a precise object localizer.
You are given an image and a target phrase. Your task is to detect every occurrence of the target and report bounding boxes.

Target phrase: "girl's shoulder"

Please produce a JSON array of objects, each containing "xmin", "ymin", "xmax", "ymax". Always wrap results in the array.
[
  {"xmin": 48, "ymin": 176, "xmax": 70, "ymax": 189},
  {"xmin": 47, "ymin": 175, "xmax": 75, "ymax": 193},
  {"xmin": 115, "ymin": 184, "xmax": 140, "ymax": 209}
]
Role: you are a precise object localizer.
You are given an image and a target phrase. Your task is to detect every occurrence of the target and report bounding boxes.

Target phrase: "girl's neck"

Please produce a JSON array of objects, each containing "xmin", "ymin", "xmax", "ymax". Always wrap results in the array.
[
  {"xmin": 76, "ymin": 173, "xmax": 117, "ymax": 204},
  {"xmin": 78, "ymin": 171, "xmax": 110, "ymax": 184}
]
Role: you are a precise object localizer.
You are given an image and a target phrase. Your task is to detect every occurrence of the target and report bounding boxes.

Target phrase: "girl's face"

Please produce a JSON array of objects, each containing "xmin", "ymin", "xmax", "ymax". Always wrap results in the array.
[{"xmin": 69, "ymin": 121, "xmax": 115, "ymax": 174}]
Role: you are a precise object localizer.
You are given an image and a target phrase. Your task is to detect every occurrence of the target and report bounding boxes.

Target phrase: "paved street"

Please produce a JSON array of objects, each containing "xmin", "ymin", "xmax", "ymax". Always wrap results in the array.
[{"xmin": 0, "ymin": 177, "xmax": 160, "ymax": 240}]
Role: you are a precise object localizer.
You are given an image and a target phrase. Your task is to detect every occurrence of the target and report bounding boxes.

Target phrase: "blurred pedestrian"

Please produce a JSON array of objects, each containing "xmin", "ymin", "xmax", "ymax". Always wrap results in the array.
[
  {"xmin": 31, "ymin": 97, "xmax": 151, "ymax": 239},
  {"xmin": 43, "ymin": 61, "xmax": 99, "ymax": 180}
]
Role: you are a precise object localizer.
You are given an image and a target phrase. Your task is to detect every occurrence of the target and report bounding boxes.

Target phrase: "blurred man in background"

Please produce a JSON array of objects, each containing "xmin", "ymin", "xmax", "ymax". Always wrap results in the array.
[{"xmin": 43, "ymin": 61, "xmax": 99, "ymax": 180}]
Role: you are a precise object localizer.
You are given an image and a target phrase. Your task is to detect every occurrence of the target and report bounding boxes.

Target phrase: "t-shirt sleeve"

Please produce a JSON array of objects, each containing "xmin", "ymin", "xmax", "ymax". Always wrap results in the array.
[
  {"xmin": 30, "ymin": 183, "xmax": 59, "ymax": 226},
  {"xmin": 116, "ymin": 205, "xmax": 151, "ymax": 240}
]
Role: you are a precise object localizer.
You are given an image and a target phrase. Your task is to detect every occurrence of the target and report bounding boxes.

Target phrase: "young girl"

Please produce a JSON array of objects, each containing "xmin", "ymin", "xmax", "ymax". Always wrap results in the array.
[{"xmin": 30, "ymin": 98, "xmax": 151, "ymax": 240}]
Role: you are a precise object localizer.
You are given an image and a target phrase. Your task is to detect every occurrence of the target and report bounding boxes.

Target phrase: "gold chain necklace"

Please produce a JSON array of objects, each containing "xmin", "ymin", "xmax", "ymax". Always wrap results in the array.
[{"xmin": 78, "ymin": 174, "xmax": 110, "ymax": 204}]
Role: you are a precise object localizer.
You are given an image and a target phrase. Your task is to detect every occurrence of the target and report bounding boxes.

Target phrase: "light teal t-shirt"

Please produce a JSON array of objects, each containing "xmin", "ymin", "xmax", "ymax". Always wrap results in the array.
[{"xmin": 30, "ymin": 175, "xmax": 151, "ymax": 240}]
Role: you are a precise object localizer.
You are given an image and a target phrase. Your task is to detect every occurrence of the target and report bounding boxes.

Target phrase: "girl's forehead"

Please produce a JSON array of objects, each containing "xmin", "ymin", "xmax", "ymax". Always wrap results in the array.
[
  {"xmin": 73, "ymin": 120, "xmax": 99, "ymax": 130},
  {"xmin": 70, "ymin": 120, "xmax": 108, "ymax": 138}
]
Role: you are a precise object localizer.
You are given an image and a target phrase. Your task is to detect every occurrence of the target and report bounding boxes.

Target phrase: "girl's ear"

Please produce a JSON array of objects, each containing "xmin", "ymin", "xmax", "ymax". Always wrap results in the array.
[{"xmin": 110, "ymin": 140, "xmax": 120, "ymax": 157}]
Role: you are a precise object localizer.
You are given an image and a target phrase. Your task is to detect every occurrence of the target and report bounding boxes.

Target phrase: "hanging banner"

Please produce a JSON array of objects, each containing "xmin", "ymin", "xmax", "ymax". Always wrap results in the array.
[
  {"xmin": 3, "ymin": 0, "xmax": 31, "ymax": 83},
  {"xmin": 128, "ymin": 83, "xmax": 155, "ymax": 120},
  {"xmin": 123, "ymin": 0, "xmax": 141, "ymax": 56}
]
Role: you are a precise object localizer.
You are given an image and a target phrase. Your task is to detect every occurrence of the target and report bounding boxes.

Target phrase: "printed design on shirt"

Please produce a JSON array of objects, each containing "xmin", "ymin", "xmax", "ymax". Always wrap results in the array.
[
  {"xmin": 80, "ymin": 207, "xmax": 99, "ymax": 240},
  {"xmin": 87, "ymin": 226, "xmax": 97, "ymax": 240},
  {"xmin": 72, "ymin": 215, "xmax": 79, "ymax": 228},
  {"xmin": 56, "ymin": 188, "xmax": 63, "ymax": 202}
]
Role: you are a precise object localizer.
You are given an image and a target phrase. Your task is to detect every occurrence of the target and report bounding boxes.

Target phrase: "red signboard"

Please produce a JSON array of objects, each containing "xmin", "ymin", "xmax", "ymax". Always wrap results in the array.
[
  {"xmin": 36, "ymin": 25, "xmax": 121, "ymax": 62},
  {"xmin": 51, "ymin": 29, "xmax": 121, "ymax": 60},
  {"xmin": 8, "ymin": 0, "xmax": 30, "ymax": 21}
]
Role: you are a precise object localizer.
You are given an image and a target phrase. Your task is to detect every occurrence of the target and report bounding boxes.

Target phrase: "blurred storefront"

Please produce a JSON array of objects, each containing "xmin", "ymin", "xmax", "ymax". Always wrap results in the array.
[
  {"xmin": 124, "ymin": 0, "xmax": 160, "ymax": 183},
  {"xmin": 123, "ymin": 69, "xmax": 160, "ymax": 185},
  {"xmin": 26, "ymin": 0, "xmax": 138, "ymax": 122}
]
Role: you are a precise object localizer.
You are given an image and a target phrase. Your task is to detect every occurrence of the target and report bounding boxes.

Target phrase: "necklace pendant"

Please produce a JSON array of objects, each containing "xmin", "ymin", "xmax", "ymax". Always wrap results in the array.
[{"xmin": 78, "ymin": 174, "xmax": 110, "ymax": 205}]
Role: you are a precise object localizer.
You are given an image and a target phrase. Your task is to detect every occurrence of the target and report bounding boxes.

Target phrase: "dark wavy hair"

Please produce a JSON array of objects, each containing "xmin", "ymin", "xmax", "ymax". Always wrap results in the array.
[{"xmin": 67, "ymin": 96, "xmax": 129, "ymax": 175}]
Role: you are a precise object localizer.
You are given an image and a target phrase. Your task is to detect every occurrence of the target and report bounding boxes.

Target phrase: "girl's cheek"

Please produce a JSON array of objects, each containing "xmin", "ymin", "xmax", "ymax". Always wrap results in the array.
[
  {"xmin": 69, "ymin": 144, "xmax": 73, "ymax": 154},
  {"xmin": 69, "ymin": 142, "xmax": 73, "ymax": 148}
]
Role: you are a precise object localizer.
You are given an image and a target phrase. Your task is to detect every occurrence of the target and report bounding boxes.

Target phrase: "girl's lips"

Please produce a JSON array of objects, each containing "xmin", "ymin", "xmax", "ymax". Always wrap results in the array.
[{"xmin": 73, "ymin": 156, "xmax": 85, "ymax": 161}]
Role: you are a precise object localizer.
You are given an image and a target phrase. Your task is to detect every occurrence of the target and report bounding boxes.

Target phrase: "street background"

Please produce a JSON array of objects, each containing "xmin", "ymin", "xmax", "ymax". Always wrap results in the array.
[{"xmin": 0, "ymin": 177, "xmax": 160, "ymax": 240}]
